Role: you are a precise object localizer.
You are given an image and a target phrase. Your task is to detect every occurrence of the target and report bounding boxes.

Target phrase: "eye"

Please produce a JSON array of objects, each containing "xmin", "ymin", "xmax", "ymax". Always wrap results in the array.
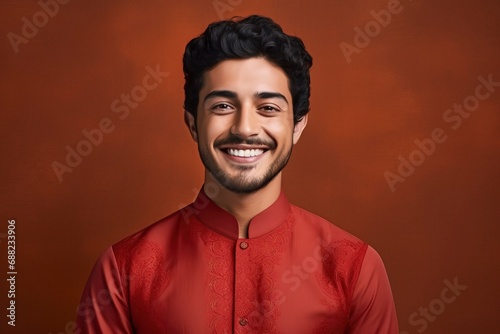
[
  {"xmin": 214, "ymin": 103, "xmax": 231, "ymax": 109},
  {"xmin": 210, "ymin": 103, "xmax": 235, "ymax": 114},
  {"xmin": 258, "ymin": 105, "xmax": 280, "ymax": 113}
]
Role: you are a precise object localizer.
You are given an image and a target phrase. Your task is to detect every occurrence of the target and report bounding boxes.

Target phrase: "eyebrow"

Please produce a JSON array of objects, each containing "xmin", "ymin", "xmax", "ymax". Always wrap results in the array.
[
  {"xmin": 203, "ymin": 90, "xmax": 289, "ymax": 105},
  {"xmin": 203, "ymin": 90, "xmax": 237, "ymax": 103},
  {"xmin": 255, "ymin": 92, "xmax": 289, "ymax": 105}
]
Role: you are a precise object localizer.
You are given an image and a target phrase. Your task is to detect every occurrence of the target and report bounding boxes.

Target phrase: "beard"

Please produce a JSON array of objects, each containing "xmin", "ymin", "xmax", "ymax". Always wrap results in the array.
[{"xmin": 197, "ymin": 134, "xmax": 293, "ymax": 194}]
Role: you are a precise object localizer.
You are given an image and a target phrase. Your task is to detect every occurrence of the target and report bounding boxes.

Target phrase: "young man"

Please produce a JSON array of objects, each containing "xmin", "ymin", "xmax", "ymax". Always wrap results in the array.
[{"xmin": 77, "ymin": 15, "xmax": 399, "ymax": 333}]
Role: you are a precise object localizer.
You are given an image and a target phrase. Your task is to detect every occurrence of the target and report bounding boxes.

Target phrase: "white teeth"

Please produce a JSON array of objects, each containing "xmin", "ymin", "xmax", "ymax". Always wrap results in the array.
[{"xmin": 227, "ymin": 148, "xmax": 264, "ymax": 157}]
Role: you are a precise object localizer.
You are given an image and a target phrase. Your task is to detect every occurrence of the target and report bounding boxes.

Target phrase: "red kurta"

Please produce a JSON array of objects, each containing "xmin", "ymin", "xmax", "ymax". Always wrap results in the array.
[{"xmin": 77, "ymin": 189, "xmax": 398, "ymax": 333}]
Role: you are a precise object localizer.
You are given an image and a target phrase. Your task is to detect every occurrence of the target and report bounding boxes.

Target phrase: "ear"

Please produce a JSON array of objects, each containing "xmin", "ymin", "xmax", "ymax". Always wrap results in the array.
[
  {"xmin": 292, "ymin": 114, "xmax": 308, "ymax": 145},
  {"xmin": 184, "ymin": 110, "xmax": 197, "ymax": 142}
]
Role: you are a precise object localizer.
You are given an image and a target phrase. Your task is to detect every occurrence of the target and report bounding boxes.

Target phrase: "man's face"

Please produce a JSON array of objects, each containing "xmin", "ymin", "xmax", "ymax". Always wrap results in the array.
[{"xmin": 185, "ymin": 57, "xmax": 307, "ymax": 194}]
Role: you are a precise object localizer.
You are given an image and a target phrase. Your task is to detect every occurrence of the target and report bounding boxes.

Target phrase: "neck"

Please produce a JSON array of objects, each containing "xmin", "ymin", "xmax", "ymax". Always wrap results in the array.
[{"xmin": 203, "ymin": 173, "xmax": 282, "ymax": 238}]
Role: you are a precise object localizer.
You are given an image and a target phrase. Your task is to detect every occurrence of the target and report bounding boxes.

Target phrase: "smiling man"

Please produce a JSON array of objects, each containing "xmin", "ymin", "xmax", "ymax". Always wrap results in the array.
[{"xmin": 77, "ymin": 15, "xmax": 399, "ymax": 333}]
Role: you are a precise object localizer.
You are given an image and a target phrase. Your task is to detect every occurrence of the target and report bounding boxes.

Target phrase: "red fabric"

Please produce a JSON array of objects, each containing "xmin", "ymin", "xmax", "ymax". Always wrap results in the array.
[{"xmin": 77, "ymin": 189, "xmax": 398, "ymax": 333}]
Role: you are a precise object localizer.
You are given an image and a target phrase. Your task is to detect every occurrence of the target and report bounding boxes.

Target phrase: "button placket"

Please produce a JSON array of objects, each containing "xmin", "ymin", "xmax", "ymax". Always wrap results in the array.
[{"xmin": 235, "ymin": 239, "xmax": 251, "ymax": 331}]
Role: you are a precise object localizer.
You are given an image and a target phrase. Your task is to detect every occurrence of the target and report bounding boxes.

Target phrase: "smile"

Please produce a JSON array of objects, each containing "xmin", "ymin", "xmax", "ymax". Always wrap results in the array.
[{"xmin": 226, "ymin": 148, "xmax": 265, "ymax": 157}]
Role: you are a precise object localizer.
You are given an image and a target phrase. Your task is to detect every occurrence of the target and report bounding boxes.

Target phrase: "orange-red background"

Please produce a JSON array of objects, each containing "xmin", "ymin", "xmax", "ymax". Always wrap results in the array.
[{"xmin": 1, "ymin": 0, "xmax": 499, "ymax": 333}]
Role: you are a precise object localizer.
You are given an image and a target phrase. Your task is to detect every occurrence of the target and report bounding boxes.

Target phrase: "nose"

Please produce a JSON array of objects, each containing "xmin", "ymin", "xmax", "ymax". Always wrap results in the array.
[{"xmin": 230, "ymin": 105, "xmax": 260, "ymax": 138}]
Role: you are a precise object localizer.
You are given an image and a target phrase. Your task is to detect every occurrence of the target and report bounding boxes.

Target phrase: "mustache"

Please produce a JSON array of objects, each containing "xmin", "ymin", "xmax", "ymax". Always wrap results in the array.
[{"xmin": 214, "ymin": 135, "xmax": 276, "ymax": 149}]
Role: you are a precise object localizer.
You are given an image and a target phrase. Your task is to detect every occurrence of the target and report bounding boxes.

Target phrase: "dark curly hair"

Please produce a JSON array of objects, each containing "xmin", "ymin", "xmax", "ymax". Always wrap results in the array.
[{"xmin": 182, "ymin": 15, "xmax": 313, "ymax": 124}]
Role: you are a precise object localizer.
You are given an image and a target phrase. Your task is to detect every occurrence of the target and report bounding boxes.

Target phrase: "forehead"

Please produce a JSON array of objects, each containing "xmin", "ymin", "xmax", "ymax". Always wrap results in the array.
[{"xmin": 201, "ymin": 57, "xmax": 290, "ymax": 97}]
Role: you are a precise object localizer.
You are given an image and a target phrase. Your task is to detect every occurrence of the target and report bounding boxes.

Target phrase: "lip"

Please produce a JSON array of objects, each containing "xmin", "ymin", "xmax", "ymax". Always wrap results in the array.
[
  {"xmin": 219, "ymin": 147, "xmax": 268, "ymax": 164},
  {"xmin": 218, "ymin": 144, "xmax": 269, "ymax": 150}
]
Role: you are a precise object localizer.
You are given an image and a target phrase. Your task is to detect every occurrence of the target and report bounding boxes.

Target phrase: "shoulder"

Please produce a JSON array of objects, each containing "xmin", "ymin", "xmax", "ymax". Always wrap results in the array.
[
  {"xmin": 105, "ymin": 207, "xmax": 195, "ymax": 295},
  {"xmin": 111, "ymin": 206, "xmax": 192, "ymax": 266},
  {"xmin": 290, "ymin": 204, "xmax": 366, "ymax": 248},
  {"xmin": 290, "ymin": 204, "xmax": 368, "ymax": 280}
]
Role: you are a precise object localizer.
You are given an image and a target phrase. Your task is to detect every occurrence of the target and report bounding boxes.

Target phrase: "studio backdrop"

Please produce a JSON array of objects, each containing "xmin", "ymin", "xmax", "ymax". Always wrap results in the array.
[{"xmin": 1, "ymin": 0, "xmax": 499, "ymax": 333}]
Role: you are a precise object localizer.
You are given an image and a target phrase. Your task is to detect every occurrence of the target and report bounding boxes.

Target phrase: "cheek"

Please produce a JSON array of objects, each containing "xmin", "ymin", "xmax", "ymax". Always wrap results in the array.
[
  {"xmin": 201, "ymin": 118, "xmax": 231, "ymax": 146},
  {"xmin": 264, "ymin": 121, "xmax": 294, "ymax": 144}
]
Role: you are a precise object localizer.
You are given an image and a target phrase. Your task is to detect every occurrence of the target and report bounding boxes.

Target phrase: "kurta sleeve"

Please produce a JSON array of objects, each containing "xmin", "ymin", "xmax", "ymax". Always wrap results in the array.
[
  {"xmin": 347, "ymin": 246, "xmax": 399, "ymax": 333},
  {"xmin": 76, "ymin": 247, "xmax": 133, "ymax": 333}
]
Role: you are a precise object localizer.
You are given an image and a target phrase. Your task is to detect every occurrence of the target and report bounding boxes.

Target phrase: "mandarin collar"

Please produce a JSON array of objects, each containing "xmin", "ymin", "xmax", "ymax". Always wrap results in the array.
[{"xmin": 194, "ymin": 187, "xmax": 290, "ymax": 240}]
